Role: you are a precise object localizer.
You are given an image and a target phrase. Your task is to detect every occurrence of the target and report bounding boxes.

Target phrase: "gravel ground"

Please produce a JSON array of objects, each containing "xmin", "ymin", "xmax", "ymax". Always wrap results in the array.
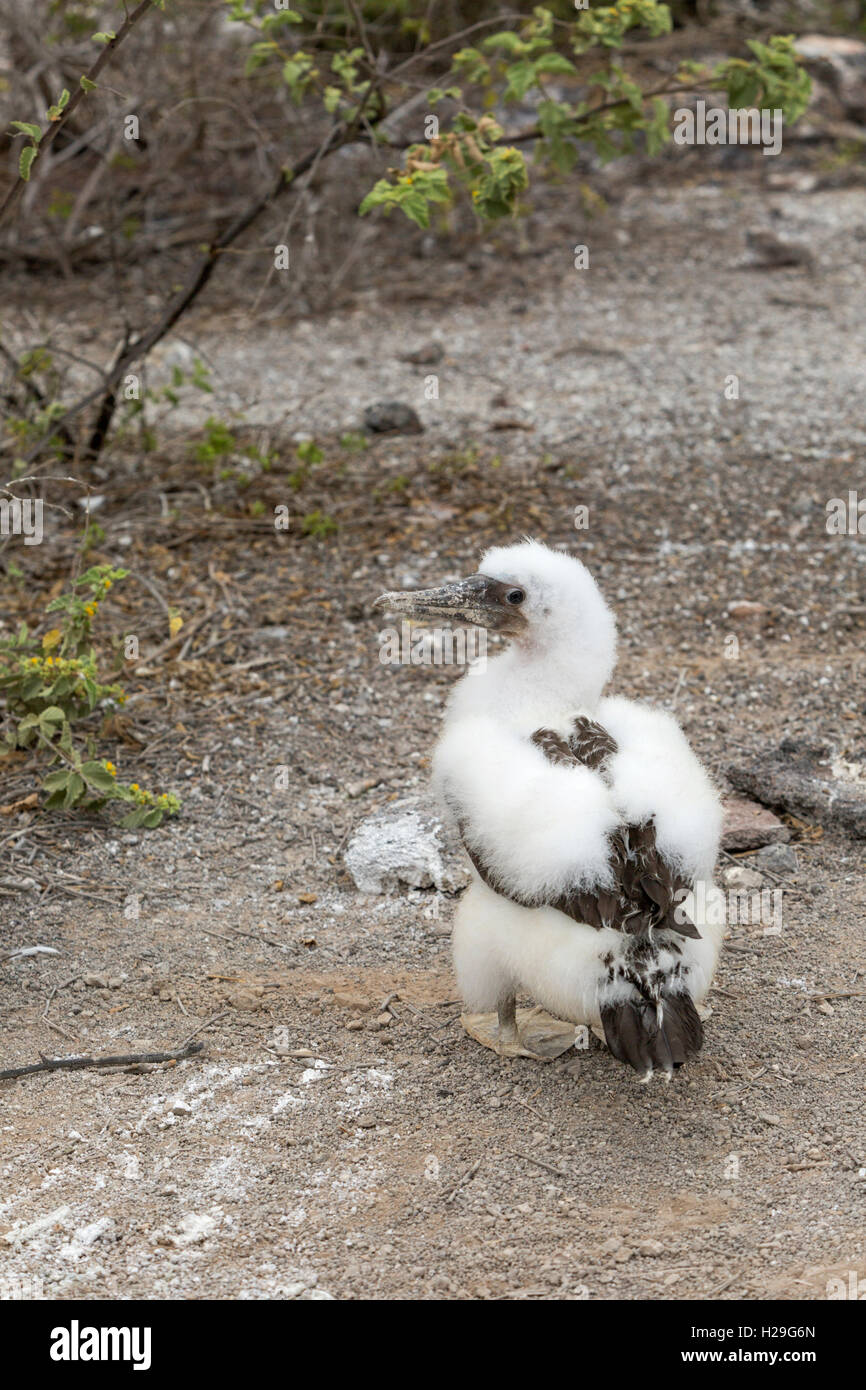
[{"xmin": 1, "ymin": 167, "xmax": 864, "ymax": 1301}]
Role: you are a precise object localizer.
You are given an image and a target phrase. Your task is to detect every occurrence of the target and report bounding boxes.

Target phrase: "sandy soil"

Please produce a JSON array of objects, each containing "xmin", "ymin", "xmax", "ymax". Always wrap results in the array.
[{"xmin": 1, "ymin": 167, "xmax": 865, "ymax": 1301}]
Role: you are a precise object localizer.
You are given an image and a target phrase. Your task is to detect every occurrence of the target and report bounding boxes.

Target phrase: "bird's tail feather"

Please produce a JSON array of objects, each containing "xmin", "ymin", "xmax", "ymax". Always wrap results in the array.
[{"xmin": 598, "ymin": 931, "xmax": 703, "ymax": 1080}]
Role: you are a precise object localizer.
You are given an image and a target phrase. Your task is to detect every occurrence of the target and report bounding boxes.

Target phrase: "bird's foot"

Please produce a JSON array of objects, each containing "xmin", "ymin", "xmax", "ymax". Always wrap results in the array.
[{"xmin": 462, "ymin": 1006, "xmax": 576, "ymax": 1061}]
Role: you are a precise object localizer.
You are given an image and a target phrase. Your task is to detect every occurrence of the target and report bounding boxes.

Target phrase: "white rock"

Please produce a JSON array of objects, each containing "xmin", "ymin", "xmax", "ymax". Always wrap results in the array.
[
  {"xmin": 4, "ymin": 1205, "xmax": 72, "ymax": 1245},
  {"xmin": 344, "ymin": 797, "xmax": 469, "ymax": 894},
  {"xmin": 171, "ymin": 1212, "xmax": 218, "ymax": 1246},
  {"xmin": 722, "ymin": 865, "xmax": 764, "ymax": 890}
]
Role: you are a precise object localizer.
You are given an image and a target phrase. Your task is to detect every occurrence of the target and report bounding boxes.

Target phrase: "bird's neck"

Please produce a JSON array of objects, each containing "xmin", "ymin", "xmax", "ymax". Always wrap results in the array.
[{"xmin": 455, "ymin": 638, "xmax": 610, "ymax": 733}]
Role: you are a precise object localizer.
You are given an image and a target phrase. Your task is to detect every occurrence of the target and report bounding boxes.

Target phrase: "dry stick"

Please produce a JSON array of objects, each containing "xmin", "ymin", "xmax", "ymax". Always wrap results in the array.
[
  {"xmin": 443, "ymin": 1157, "xmax": 482, "ymax": 1203},
  {"xmin": 177, "ymin": 1011, "xmax": 230, "ymax": 1050},
  {"xmin": 82, "ymin": 118, "xmax": 355, "ymax": 460},
  {"xmin": 0, "ymin": 1039, "xmax": 204, "ymax": 1081},
  {"xmin": 0, "ymin": 0, "xmax": 157, "ymax": 230},
  {"xmin": 508, "ymin": 1150, "xmax": 572, "ymax": 1182}
]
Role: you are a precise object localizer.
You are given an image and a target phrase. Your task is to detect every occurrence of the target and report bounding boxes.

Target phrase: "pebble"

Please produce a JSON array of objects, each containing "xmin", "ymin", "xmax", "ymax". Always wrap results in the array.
[
  {"xmin": 722, "ymin": 865, "xmax": 764, "ymax": 890},
  {"xmin": 363, "ymin": 401, "xmax": 423, "ymax": 435},
  {"xmin": 755, "ymin": 843, "xmax": 799, "ymax": 875}
]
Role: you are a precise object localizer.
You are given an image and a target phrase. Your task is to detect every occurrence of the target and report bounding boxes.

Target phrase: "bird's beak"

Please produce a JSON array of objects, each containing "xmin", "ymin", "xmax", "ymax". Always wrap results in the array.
[{"xmin": 373, "ymin": 574, "xmax": 519, "ymax": 630}]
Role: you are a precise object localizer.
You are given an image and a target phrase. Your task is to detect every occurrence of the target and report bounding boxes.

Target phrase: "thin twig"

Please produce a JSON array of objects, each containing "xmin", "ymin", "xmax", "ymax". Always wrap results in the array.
[
  {"xmin": 0, "ymin": 1040, "xmax": 204, "ymax": 1081},
  {"xmin": 0, "ymin": 0, "xmax": 158, "ymax": 229},
  {"xmin": 443, "ymin": 1156, "xmax": 482, "ymax": 1203},
  {"xmin": 508, "ymin": 1150, "xmax": 572, "ymax": 1182}
]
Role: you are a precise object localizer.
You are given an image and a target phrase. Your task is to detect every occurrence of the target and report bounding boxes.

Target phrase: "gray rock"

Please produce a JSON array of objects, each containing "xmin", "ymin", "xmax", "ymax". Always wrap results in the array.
[
  {"xmin": 728, "ymin": 741, "xmax": 866, "ymax": 840},
  {"xmin": 400, "ymin": 342, "xmax": 443, "ymax": 366},
  {"xmin": 755, "ymin": 843, "xmax": 800, "ymax": 876},
  {"xmin": 745, "ymin": 229, "xmax": 815, "ymax": 270},
  {"xmin": 363, "ymin": 401, "xmax": 424, "ymax": 435},
  {"xmin": 344, "ymin": 796, "xmax": 468, "ymax": 894},
  {"xmin": 795, "ymin": 34, "xmax": 866, "ymax": 123},
  {"xmin": 721, "ymin": 796, "xmax": 790, "ymax": 850}
]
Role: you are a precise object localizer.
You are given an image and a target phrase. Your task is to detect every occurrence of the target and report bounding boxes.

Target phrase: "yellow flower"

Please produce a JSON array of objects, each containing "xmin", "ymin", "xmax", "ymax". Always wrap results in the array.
[
  {"xmin": 104, "ymin": 760, "xmax": 117, "ymax": 777},
  {"xmin": 103, "ymin": 579, "xmax": 112, "ymax": 590},
  {"xmin": 130, "ymin": 783, "xmax": 139, "ymax": 792},
  {"xmin": 84, "ymin": 603, "xmax": 97, "ymax": 617}
]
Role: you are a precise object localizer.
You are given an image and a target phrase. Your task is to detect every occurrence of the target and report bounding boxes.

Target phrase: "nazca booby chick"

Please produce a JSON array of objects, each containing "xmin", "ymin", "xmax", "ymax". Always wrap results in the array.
[{"xmin": 374, "ymin": 539, "xmax": 723, "ymax": 1082}]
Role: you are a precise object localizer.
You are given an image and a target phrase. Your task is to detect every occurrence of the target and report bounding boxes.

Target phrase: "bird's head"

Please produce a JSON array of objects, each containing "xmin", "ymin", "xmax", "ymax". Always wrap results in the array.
[{"xmin": 374, "ymin": 538, "xmax": 617, "ymax": 685}]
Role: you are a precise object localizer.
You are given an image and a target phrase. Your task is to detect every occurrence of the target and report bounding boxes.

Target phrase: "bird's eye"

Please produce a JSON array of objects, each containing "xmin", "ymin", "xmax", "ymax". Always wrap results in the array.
[{"xmin": 505, "ymin": 587, "xmax": 525, "ymax": 606}]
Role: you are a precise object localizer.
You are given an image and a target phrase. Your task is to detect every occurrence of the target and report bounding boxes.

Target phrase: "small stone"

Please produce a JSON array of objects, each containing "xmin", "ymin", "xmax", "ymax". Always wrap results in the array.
[
  {"xmin": 346, "ymin": 1019, "xmax": 363, "ymax": 1031},
  {"xmin": 721, "ymin": 796, "xmax": 791, "ymax": 851},
  {"xmin": 375, "ymin": 1012, "xmax": 392, "ymax": 1027},
  {"xmin": 227, "ymin": 986, "xmax": 264, "ymax": 1011},
  {"xmin": 363, "ymin": 401, "xmax": 423, "ymax": 435},
  {"xmin": 331, "ymin": 991, "xmax": 370, "ymax": 1013},
  {"xmin": 170, "ymin": 1100, "xmax": 192, "ymax": 1116},
  {"xmin": 637, "ymin": 1239, "xmax": 665, "ymax": 1257},
  {"xmin": 400, "ymin": 342, "xmax": 443, "ymax": 366},
  {"xmin": 745, "ymin": 229, "xmax": 815, "ymax": 269},
  {"xmin": 722, "ymin": 865, "xmax": 763, "ymax": 890},
  {"xmin": 727, "ymin": 600, "xmax": 768, "ymax": 623},
  {"xmin": 599, "ymin": 1236, "xmax": 623, "ymax": 1255},
  {"xmin": 755, "ymin": 843, "xmax": 799, "ymax": 875},
  {"xmin": 346, "ymin": 779, "xmax": 380, "ymax": 799}
]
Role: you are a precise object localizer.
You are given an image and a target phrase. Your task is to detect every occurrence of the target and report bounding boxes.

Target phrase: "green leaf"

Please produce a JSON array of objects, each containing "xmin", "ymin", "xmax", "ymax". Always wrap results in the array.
[
  {"xmin": 63, "ymin": 772, "xmax": 85, "ymax": 807},
  {"xmin": 42, "ymin": 769, "xmax": 71, "ymax": 793},
  {"xmin": 80, "ymin": 76, "xmax": 97, "ymax": 93},
  {"xmin": 91, "ymin": 31, "xmax": 116, "ymax": 44},
  {"xmin": 19, "ymin": 146, "xmax": 38, "ymax": 181},
  {"xmin": 10, "ymin": 121, "xmax": 42, "ymax": 141},
  {"xmin": 47, "ymin": 89, "xmax": 70, "ymax": 121},
  {"xmin": 39, "ymin": 705, "xmax": 66, "ymax": 728},
  {"xmin": 81, "ymin": 760, "xmax": 117, "ymax": 791}
]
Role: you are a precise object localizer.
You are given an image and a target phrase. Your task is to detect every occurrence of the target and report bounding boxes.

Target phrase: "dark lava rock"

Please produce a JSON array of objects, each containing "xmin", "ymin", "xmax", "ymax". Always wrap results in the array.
[
  {"xmin": 363, "ymin": 401, "xmax": 424, "ymax": 435},
  {"xmin": 728, "ymin": 740, "xmax": 866, "ymax": 840}
]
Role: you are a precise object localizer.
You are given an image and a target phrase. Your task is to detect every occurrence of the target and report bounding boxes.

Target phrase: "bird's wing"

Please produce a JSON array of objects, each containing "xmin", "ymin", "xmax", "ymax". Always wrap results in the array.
[
  {"xmin": 597, "ymin": 695, "xmax": 723, "ymax": 888},
  {"xmin": 432, "ymin": 713, "xmax": 620, "ymax": 909},
  {"xmin": 444, "ymin": 712, "xmax": 701, "ymax": 940}
]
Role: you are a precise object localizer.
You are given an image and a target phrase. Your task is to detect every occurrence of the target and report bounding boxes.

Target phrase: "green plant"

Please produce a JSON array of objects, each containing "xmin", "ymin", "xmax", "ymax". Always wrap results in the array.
[
  {"xmin": 357, "ymin": 6, "xmax": 812, "ymax": 226},
  {"xmin": 3, "ymin": 1, "xmax": 814, "ymax": 467},
  {"xmin": 0, "ymin": 565, "xmax": 180, "ymax": 827},
  {"xmin": 300, "ymin": 509, "xmax": 337, "ymax": 537}
]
